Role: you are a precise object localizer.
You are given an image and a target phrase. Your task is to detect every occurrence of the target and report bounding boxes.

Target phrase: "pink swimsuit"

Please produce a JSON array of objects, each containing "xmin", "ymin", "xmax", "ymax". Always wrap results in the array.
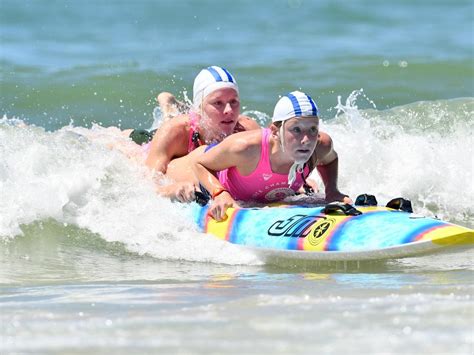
[
  {"xmin": 218, "ymin": 128, "xmax": 309, "ymax": 203},
  {"xmin": 187, "ymin": 111, "xmax": 202, "ymax": 152}
]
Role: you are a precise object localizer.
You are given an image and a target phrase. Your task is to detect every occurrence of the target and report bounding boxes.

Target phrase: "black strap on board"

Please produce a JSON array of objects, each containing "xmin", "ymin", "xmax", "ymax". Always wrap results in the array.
[
  {"xmin": 386, "ymin": 197, "xmax": 413, "ymax": 213},
  {"xmin": 323, "ymin": 202, "xmax": 363, "ymax": 216},
  {"xmin": 355, "ymin": 194, "xmax": 378, "ymax": 206}
]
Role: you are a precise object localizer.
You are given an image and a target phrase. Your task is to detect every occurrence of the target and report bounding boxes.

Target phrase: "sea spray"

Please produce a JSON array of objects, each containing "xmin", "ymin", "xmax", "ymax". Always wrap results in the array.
[
  {"xmin": 317, "ymin": 92, "xmax": 474, "ymax": 227},
  {"xmin": 1, "ymin": 92, "xmax": 472, "ymax": 266},
  {"xmin": 0, "ymin": 120, "xmax": 261, "ymax": 265}
]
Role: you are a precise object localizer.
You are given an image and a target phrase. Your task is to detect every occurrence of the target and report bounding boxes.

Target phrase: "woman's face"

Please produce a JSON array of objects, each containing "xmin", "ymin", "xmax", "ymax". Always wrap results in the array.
[
  {"xmin": 200, "ymin": 88, "xmax": 240, "ymax": 139},
  {"xmin": 281, "ymin": 116, "xmax": 319, "ymax": 163}
]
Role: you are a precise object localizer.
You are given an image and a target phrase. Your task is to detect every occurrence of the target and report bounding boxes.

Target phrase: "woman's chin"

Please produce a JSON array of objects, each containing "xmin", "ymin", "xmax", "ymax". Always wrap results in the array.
[{"xmin": 293, "ymin": 151, "xmax": 312, "ymax": 162}]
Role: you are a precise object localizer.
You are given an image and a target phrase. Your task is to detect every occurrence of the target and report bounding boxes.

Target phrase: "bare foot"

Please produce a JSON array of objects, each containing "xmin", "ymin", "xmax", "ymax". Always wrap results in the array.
[{"xmin": 157, "ymin": 92, "xmax": 187, "ymax": 121}]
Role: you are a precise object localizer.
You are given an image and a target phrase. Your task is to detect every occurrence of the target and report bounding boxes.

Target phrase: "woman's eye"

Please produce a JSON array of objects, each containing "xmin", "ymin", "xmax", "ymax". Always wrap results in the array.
[{"xmin": 292, "ymin": 127, "xmax": 301, "ymax": 133}]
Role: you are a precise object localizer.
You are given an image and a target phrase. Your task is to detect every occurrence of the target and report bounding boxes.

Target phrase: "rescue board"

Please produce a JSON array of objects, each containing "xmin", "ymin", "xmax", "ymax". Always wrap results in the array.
[{"xmin": 192, "ymin": 201, "xmax": 473, "ymax": 261}]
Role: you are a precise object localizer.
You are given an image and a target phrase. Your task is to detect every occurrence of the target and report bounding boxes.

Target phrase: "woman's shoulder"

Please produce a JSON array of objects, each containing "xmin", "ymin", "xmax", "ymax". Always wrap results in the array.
[
  {"xmin": 229, "ymin": 127, "xmax": 263, "ymax": 141},
  {"xmin": 223, "ymin": 128, "xmax": 263, "ymax": 153},
  {"xmin": 149, "ymin": 114, "xmax": 191, "ymax": 153},
  {"xmin": 158, "ymin": 114, "xmax": 191, "ymax": 134},
  {"xmin": 315, "ymin": 131, "xmax": 337, "ymax": 164},
  {"xmin": 318, "ymin": 131, "xmax": 333, "ymax": 148},
  {"xmin": 235, "ymin": 115, "xmax": 261, "ymax": 131}
]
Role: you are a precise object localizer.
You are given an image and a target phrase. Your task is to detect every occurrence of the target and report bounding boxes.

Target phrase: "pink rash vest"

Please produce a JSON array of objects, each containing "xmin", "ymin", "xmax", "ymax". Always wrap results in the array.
[{"xmin": 217, "ymin": 128, "xmax": 309, "ymax": 203}]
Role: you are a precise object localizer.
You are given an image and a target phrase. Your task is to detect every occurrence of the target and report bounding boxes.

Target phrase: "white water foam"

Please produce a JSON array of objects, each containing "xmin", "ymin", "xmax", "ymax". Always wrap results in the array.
[
  {"xmin": 1, "ymin": 94, "xmax": 472, "ymax": 266},
  {"xmin": 0, "ymin": 118, "xmax": 261, "ymax": 265},
  {"xmin": 312, "ymin": 91, "xmax": 473, "ymax": 226}
]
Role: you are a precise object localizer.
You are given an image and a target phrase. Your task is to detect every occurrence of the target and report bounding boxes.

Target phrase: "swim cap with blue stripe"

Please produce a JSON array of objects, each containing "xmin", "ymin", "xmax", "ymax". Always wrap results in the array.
[
  {"xmin": 193, "ymin": 66, "xmax": 239, "ymax": 109},
  {"xmin": 272, "ymin": 90, "xmax": 319, "ymax": 123}
]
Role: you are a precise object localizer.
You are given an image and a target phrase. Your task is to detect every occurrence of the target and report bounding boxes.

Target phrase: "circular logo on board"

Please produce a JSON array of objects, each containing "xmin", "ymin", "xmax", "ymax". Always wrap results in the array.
[{"xmin": 307, "ymin": 218, "xmax": 335, "ymax": 246}]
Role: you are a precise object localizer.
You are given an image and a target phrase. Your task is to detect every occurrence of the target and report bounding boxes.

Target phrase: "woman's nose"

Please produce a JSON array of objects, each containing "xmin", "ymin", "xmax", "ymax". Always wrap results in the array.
[
  {"xmin": 301, "ymin": 134, "xmax": 310, "ymax": 144},
  {"xmin": 223, "ymin": 103, "xmax": 233, "ymax": 114}
]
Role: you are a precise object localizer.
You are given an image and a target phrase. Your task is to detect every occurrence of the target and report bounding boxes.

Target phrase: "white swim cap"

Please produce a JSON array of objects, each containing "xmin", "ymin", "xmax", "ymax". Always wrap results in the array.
[
  {"xmin": 192, "ymin": 66, "xmax": 239, "ymax": 109},
  {"xmin": 272, "ymin": 90, "xmax": 319, "ymax": 122}
]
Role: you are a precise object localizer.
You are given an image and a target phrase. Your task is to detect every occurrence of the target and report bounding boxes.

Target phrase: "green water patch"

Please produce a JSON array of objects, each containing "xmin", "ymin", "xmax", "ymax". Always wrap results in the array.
[{"xmin": 1, "ymin": 67, "xmax": 184, "ymax": 130}]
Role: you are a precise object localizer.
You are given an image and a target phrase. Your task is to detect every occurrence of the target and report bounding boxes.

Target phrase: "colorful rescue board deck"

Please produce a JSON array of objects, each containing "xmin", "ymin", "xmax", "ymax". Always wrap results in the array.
[{"xmin": 192, "ymin": 204, "xmax": 473, "ymax": 261}]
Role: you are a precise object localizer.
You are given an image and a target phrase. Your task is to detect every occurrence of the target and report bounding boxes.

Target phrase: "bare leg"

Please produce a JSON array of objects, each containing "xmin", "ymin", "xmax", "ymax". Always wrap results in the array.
[{"xmin": 157, "ymin": 92, "xmax": 187, "ymax": 121}]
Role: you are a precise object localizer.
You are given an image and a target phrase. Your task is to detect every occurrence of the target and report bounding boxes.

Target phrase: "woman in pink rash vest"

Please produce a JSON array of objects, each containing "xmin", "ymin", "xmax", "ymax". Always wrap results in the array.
[
  {"xmin": 143, "ymin": 66, "xmax": 260, "ymax": 202},
  {"xmin": 193, "ymin": 90, "xmax": 352, "ymax": 221}
]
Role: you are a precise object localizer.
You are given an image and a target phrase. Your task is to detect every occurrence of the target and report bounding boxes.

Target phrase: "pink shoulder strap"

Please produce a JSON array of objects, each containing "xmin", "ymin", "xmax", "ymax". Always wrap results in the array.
[
  {"xmin": 188, "ymin": 111, "xmax": 200, "ymax": 152},
  {"xmin": 257, "ymin": 128, "xmax": 272, "ymax": 171}
]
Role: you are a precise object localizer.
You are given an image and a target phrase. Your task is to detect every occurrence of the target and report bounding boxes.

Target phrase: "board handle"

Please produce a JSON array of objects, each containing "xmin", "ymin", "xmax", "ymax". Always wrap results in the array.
[
  {"xmin": 386, "ymin": 197, "xmax": 413, "ymax": 213},
  {"xmin": 355, "ymin": 194, "xmax": 378, "ymax": 206},
  {"xmin": 323, "ymin": 202, "xmax": 362, "ymax": 216}
]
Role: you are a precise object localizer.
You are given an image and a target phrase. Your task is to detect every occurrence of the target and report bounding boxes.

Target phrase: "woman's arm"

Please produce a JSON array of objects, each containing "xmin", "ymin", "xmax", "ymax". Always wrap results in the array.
[
  {"xmin": 157, "ymin": 146, "xmax": 207, "ymax": 203},
  {"xmin": 314, "ymin": 132, "xmax": 352, "ymax": 204},
  {"xmin": 193, "ymin": 131, "xmax": 259, "ymax": 220},
  {"xmin": 145, "ymin": 116, "xmax": 189, "ymax": 174}
]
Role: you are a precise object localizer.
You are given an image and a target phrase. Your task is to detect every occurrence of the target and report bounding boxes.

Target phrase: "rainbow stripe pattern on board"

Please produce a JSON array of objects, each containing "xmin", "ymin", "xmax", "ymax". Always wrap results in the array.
[{"xmin": 192, "ymin": 204, "xmax": 474, "ymax": 261}]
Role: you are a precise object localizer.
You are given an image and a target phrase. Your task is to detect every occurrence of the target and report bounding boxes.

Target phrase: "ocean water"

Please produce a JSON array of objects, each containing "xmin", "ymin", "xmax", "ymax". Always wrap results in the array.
[{"xmin": 1, "ymin": 0, "xmax": 473, "ymax": 354}]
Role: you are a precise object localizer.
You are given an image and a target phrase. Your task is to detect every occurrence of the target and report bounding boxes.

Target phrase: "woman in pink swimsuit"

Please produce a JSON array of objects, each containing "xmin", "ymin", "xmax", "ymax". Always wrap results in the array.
[
  {"xmin": 145, "ymin": 66, "xmax": 260, "ymax": 202},
  {"xmin": 193, "ymin": 91, "xmax": 351, "ymax": 221}
]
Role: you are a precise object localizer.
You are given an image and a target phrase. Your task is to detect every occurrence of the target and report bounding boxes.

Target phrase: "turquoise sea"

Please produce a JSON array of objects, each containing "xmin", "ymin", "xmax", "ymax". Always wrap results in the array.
[{"xmin": 1, "ymin": 1, "xmax": 473, "ymax": 354}]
